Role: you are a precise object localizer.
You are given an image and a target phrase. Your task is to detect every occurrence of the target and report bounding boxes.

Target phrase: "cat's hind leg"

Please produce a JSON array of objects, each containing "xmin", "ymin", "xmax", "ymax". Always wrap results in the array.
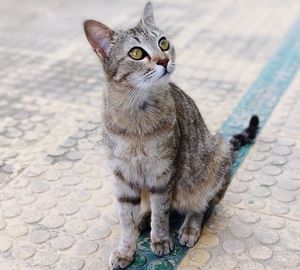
[{"xmin": 178, "ymin": 211, "xmax": 204, "ymax": 247}]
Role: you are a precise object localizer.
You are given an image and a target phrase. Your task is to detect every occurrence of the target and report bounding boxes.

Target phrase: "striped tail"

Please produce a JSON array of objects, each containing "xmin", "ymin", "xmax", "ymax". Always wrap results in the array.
[{"xmin": 230, "ymin": 115, "xmax": 260, "ymax": 151}]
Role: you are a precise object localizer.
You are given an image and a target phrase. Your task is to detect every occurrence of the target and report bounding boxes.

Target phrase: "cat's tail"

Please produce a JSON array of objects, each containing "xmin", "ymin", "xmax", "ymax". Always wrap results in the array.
[{"xmin": 230, "ymin": 115, "xmax": 259, "ymax": 151}]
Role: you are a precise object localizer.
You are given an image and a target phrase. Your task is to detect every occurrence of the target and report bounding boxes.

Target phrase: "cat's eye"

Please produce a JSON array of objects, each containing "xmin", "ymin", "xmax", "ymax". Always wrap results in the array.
[
  {"xmin": 159, "ymin": 38, "xmax": 170, "ymax": 51},
  {"xmin": 128, "ymin": 47, "xmax": 147, "ymax": 60}
]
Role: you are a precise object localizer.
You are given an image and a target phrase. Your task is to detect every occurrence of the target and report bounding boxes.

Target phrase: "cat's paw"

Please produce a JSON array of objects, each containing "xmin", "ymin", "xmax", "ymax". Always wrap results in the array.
[
  {"xmin": 109, "ymin": 250, "xmax": 134, "ymax": 269},
  {"xmin": 151, "ymin": 238, "xmax": 174, "ymax": 256},
  {"xmin": 178, "ymin": 226, "xmax": 201, "ymax": 247}
]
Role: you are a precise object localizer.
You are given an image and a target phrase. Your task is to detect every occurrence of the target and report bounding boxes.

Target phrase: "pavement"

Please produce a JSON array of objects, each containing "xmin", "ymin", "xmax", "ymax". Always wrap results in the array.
[{"xmin": 1, "ymin": 0, "xmax": 300, "ymax": 269}]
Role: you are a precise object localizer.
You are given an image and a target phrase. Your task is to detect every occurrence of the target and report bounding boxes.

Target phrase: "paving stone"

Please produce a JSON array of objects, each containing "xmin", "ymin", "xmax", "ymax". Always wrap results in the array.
[
  {"xmin": 23, "ymin": 209, "xmax": 44, "ymax": 224},
  {"xmin": 79, "ymin": 206, "xmax": 101, "ymax": 220},
  {"xmin": 62, "ymin": 175, "xmax": 82, "ymax": 186},
  {"xmin": 249, "ymin": 246, "xmax": 273, "ymax": 260},
  {"xmin": 11, "ymin": 243, "xmax": 36, "ymax": 260},
  {"xmin": 2, "ymin": 205, "xmax": 22, "ymax": 218},
  {"xmin": 225, "ymin": 137, "xmax": 300, "ymax": 221},
  {"xmin": 66, "ymin": 217, "xmax": 88, "ymax": 234},
  {"xmin": 6, "ymin": 224, "xmax": 28, "ymax": 238},
  {"xmin": 58, "ymin": 201, "xmax": 79, "ymax": 215},
  {"xmin": 33, "ymin": 247, "xmax": 59, "ymax": 266},
  {"xmin": 44, "ymin": 170, "xmax": 61, "ymax": 181},
  {"xmin": 86, "ymin": 225, "xmax": 111, "ymax": 240},
  {"xmin": 36, "ymin": 196, "xmax": 57, "ymax": 210},
  {"xmin": 74, "ymin": 239, "xmax": 98, "ymax": 255},
  {"xmin": 51, "ymin": 234, "xmax": 74, "ymax": 250},
  {"xmin": 28, "ymin": 229, "xmax": 50, "ymax": 244},
  {"xmin": 41, "ymin": 215, "xmax": 65, "ymax": 229},
  {"xmin": 66, "ymin": 151, "xmax": 83, "ymax": 161},
  {"xmin": 182, "ymin": 206, "xmax": 300, "ymax": 269},
  {"xmin": 187, "ymin": 248, "xmax": 211, "ymax": 266},
  {"xmin": 0, "ymin": 219, "xmax": 6, "ymax": 230},
  {"xmin": 0, "ymin": 237, "xmax": 12, "ymax": 252},
  {"xmin": 223, "ymin": 239, "xmax": 246, "ymax": 255},
  {"xmin": 60, "ymin": 256, "xmax": 85, "ymax": 270}
]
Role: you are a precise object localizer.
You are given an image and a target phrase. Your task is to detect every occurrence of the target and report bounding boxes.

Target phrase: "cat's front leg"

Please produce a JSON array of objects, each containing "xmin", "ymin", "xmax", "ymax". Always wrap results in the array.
[
  {"xmin": 149, "ymin": 174, "xmax": 174, "ymax": 256},
  {"xmin": 110, "ymin": 170, "xmax": 141, "ymax": 269}
]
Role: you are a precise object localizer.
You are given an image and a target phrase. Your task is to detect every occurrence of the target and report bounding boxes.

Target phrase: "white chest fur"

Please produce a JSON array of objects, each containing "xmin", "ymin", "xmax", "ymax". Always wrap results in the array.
[{"xmin": 107, "ymin": 133, "xmax": 172, "ymax": 186}]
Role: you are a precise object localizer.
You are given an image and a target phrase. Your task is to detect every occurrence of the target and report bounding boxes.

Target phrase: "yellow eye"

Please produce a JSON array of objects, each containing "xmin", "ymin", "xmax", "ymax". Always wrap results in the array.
[
  {"xmin": 159, "ymin": 38, "xmax": 170, "ymax": 51},
  {"xmin": 128, "ymin": 47, "xmax": 144, "ymax": 60}
]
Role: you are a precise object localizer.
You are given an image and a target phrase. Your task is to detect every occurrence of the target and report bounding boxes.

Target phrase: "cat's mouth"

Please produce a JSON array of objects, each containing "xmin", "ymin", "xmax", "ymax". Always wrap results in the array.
[{"xmin": 159, "ymin": 69, "xmax": 170, "ymax": 79}]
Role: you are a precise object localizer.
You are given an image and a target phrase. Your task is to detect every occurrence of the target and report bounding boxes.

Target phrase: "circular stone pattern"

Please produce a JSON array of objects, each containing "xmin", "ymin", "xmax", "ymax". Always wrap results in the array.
[
  {"xmin": 62, "ymin": 176, "xmax": 82, "ymax": 186},
  {"xmin": 198, "ymin": 233, "xmax": 219, "ymax": 247},
  {"xmin": 60, "ymin": 256, "xmax": 85, "ymax": 270},
  {"xmin": 249, "ymin": 246, "xmax": 273, "ymax": 260},
  {"xmin": 66, "ymin": 218, "xmax": 88, "ymax": 234},
  {"xmin": 263, "ymin": 216, "xmax": 285, "ymax": 229},
  {"xmin": 51, "ymin": 234, "xmax": 74, "ymax": 250},
  {"xmin": 12, "ymin": 243, "xmax": 35, "ymax": 259},
  {"xmin": 0, "ymin": 190, "xmax": 15, "ymax": 201},
  {"xmin": 2, "ymin": 205, "xmax": 22, "ymax": 218},
  {"xmin": 87, "ymin": 225, "xmax": 111, "ymax": 240},
  {"xmin": 255, "ymin": 230, "xmax": 280, "ymax": 244},
  {"xmin": 274, "ymin": 251, "xmax": 300, "ymax": 268},
  {"xmin": 237, "ymin": 212, "xmax": 260, "ymax": 224},
  {"xmin": 0, "ymin": 219, "xmax": 6, "ymax": 230},
  {"xmin": 250, "ymin": 186, "xmax": 271, "ymax": 198},
  {"xmin": 44, "ymin": 171, "xmax": 61, "ymax": 181},
  {"xmin": 269, "ymin": 201, "xmax": 289, "ymax": 215},
  {"xmin": 263, "ymin": 165, "xmax": 282, "ymax": 176},
  {"xmin": 33, "ymin": 248, "xmax": 60, "ymax": 266},
  {"xmin": 223, "ymin": 239, "xmax": 246, "ymax": 255},
  {"xmin": 23, "ymin": 209, "xmax": 44, "ymax": 223},
  {"xmin": 91, "ymin": 196, "xmax": 113, "ymax": 207},
  {"xmin": 188, "ymin": 248, "xmax": 211, "ymax": 266},
  {"xmin": 80, "ymin": 206, "xmax": 101, "ymax": 220},
  {"xmin": 180, "ymin": 267, "xmax": 200, "ymax": 270},
  {"xmin": 7, "ymin": 224, "xmax": 28, "ymax": 238},
  {"xmin": 30, "ymin": 181, "xmax": 49, "ymax": 193},
  {"xmin": 0, "ymin": 237, "xmax": 12, "ymax": 252},
  {"xmin": 240, "ymin": 262, "xmax": 265, "ymax": 270},
  {"xmin": 16, "ymin": 194, "xmax": 36, "ymax": 205},
  {"xmin": 272, "ymin": 146, "xmax": 292, "ymax": 156},
  {"xmin": 59, "ymin": 201, "xmax": 79, "ymax": 215},
  {"xmin": 230, "ymin": 224, "xmax": 252, "ymax": 239},
  {"xmin": 41, "ymin": 215, "xmax": 65, "ymax": 229},
  {"xmin": 71, "ymin": 190, "xmax": 91, "ymax": 202},
  {"xmin": 28, "ymin": 229, "xmax": 50, "ymax": 244},
  {"xmin": 37, "ymin": 196, "xmax": 57, "ymax": 210},
  {"xmin": 75, "ymin": 240, "xmax": 98, "ymax": 255}
]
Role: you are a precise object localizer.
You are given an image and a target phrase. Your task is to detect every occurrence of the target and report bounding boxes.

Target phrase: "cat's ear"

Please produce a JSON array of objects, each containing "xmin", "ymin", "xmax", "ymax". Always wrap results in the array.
[
  {"xmin": 84, "ymin": 20, "xmax": 114, "ymax": 59},
  {"xmin": 139, "ymin": 2, "xmax": 155, "ymax": 26}
]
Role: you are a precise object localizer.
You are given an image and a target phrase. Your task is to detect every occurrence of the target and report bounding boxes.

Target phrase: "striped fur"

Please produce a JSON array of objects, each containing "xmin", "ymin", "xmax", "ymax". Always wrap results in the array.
[{"xmin": 84, "ymin": 2, "xmax": 259, "ymax": 269}]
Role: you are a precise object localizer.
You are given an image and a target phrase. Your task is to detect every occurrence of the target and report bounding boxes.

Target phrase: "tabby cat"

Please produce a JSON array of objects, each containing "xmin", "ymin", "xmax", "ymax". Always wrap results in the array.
[{"xmin": 84, "ymin": 2, "xmax": 259, "ymax": 269}]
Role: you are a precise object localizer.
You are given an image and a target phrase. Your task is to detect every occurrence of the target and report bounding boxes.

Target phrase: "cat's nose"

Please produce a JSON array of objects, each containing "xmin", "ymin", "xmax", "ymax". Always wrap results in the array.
[{"xmin": 156, "ymin": 58, "xmax": 169, "ymax": 68}]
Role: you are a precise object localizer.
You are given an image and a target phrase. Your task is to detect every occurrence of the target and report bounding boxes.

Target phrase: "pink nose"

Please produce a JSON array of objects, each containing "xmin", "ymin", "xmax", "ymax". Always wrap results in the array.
[{"xmin": 157, "ymin": 58, "xmax": 169, "ymax": 68}]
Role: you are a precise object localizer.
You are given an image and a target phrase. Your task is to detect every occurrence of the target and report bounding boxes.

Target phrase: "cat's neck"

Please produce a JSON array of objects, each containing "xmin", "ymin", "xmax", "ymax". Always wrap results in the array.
[{"xmin": 103, "ymin": 82, "xmax": 176, "ymax": 136}]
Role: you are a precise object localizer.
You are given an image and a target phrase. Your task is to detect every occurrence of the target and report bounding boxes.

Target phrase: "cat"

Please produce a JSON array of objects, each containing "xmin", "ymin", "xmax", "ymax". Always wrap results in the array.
[{"xmin": 84, "ymin": 2, "xmax": 259, "ymax": 269}]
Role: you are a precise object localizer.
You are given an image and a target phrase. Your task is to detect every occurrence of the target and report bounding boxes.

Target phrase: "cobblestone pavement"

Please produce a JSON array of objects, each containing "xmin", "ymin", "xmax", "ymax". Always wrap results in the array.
[{"xmin": 1, "ymin": 0, "xmax": 300, "ymax": 269}]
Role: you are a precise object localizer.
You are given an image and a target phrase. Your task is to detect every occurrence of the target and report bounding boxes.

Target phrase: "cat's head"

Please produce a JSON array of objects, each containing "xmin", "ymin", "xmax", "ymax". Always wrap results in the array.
[{"xmin": 84, "ymin": 2, "xmax": 175, "ymax": 90}]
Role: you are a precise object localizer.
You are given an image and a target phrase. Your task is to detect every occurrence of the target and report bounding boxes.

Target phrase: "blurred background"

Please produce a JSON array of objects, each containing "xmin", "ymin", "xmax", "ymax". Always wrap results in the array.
[{"xmin": 1, "ymin": 0, "xmax": 299, "ymax": 181}]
